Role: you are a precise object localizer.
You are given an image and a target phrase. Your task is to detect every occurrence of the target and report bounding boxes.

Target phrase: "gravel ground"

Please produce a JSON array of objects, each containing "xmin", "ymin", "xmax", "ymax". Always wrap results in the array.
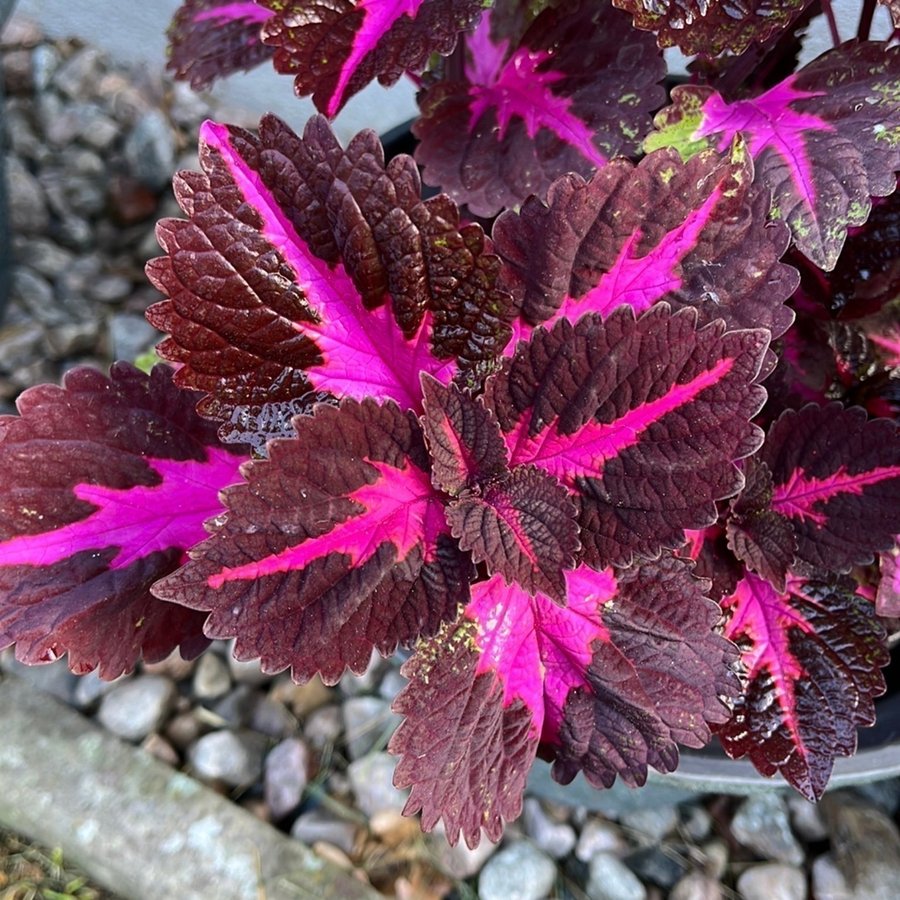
[{"xmin": 4, "ymin": 15, "xmax": 900, "ymax": 900}]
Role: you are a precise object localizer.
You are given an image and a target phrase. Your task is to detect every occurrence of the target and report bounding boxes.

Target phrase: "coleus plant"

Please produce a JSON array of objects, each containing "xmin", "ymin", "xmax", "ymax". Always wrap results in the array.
[{"xmin": 2, "ymin": 0, "xmax": 900, "ymax": 849}]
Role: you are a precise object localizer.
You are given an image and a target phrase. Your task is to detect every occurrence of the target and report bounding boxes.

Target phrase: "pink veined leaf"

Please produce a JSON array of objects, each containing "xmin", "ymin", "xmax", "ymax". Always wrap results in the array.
[
  {"xmin": 391, "ymin": 557, "xmax": 737, "ymax": 847},
  {"xmin": 877, "ymin": 539, "xmax": 900, "ymax": 617},
  {"xmin": 258, "ymin": 0, "xmax": 484, "ymax": 117},
  {"xmin": 612, "ymin": 0, "xmax": 811, "ymax": 57},
  {"xmin": 413, "ymin": 0, "xmax": 665, "ymax": 217},
  {"xmin": 420, "ymin": 375, "xmax": 508, "ymax": 497},
  {"xmin": 421, "ymin": 377, "xmax": 579, "ymax": 600},
  {"xmin": 485, "ymin": 306, "xmax": 769, "ymax": 568},
  {"xmin": 744, "ymin": 403, "xmax": 900, "ymax": 579},
  {"xmin": 790, "ymin": 190, "xmax": 900, "ymax": 319},
  {"xmin": 145, "ymin": 114, "xmax": 512, "ymax": 447},
  {"xmin": 152, "ymin": 398, "xmax": 471, "ymax": 684},
  {"xmin": 726, "ymin": 458, "xmax": 798, "ymax": 592},
  {"xmin": 646, "ymin": 41, "xmax": 900, "ymax": 270},
  {"xmin": 447, "ymin": 466, "xmax": 580, "ymax": 602},
  {"xmin": 167, "ymin": 0, "xmax": 275, "ymax": 90},
  {"xmin": 716, "ymin": 572, "xmax": 889, "ymax": 800},
  {"xmin": 492, "ymin": 140, "xmax": 797, "ymax": 348},
  {"xmin": 0, "ymin": 364, "xmax": 249, "ymax": 679}
]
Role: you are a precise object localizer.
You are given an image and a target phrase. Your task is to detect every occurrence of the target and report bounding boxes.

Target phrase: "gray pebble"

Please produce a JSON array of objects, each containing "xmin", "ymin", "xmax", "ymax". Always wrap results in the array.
[
  {"xmin": 586, "ymin": 852, "xmax": 647, "ymax": 900},
  {"xmin": 731, "ymin": 792, "xmax": 803, "ymax": 865},
  {"xmin": 97, "ymin": 675, "xmax": 176, "ymax": 741},
  {"xmin": 811, "ymin": 853, "xmax": 852, "ymax": 900},
  {"xmin": 426, "ymin": 824, "xmax": 498, "ymax": 878},
  {"xmin": 124, "ymin": 110, "xmax": 176, "ymax": 190},
  {"xmin": 10, "ymin": 267, "xmax": 56, "ymax": 321},
  {"xmin": 90, "ymin": 275, "xmax": 134, "ymax": 305},
  {"xmin": 188, "ymin": 729, "xmax": 266, "ymax": 786},
  {"xmin": 264, "ymin": 737, "xmax": 309, "ymax": 819},
  {"xmin": 378, "ymin": 667, "xmax": 406, "ymax": 701},
  {"xmin": 347, "ymin": 752, "xmax": 408, "ymax": 817},
  {"xmin": 30, "ymin": 43, "xmax": 60, "ymax": 92},
  {"xmin": 227, "ymin": 645, "xmax": 273, "ymax": 686},
  {"xmin": 670, "ymin": 873, "xmax": 723, "ymax": 900},
  {"xmin": 7, "ymin": 157, "xmax": 49, "ymax": 234},
  {"xmin": 304, "ymin": 703, "xmax": 343, "ymax": 750},
  {"xmin": 787, "ymin": 794, "xmax": 828, "ymax": 842},
  {"xmin": 736, "ymin": 863, "xmax": 807, "ymax": 900},
  {"xmin": 109, "ymin": 313, "xmax": 159, "ymax": 362},
  {"xmin": 248, "ymin": 695, "xmax": 296, "ymax": 738},
  {"xmin": 576, "ymin": 817, "xmax": 628, "ymax": 861},
  {"xmin": 621, "ymin": 803, "xmax": 679, "ymax": 844},
  {"xmin": 291, "ymin": 809, "xmax": 358, "ymax": 855},
  {"xmin": 681, "ymin": 804, "xmax": 713, "ymax": 842},
  {"xmin": 15, "ymin": 237, "xmax": 75, "ymax": 279},
  {"xmin": 0, "ymin": 323, "xmax": 49, "ymax": 372},
  {"xmin": 478, "ymin": 840, "xmax": 557, "ymax": 900},
  {"xmin": 342, "ymin": 695, "xmax": 400, "ymax": 760},
  {"xmin": 338, "ymin": 649, "xmax": 385, "ymax": 696},
  {"xmin": 52, "ymin": 46, "xmax": 107, "ymax": 99},
  {"xmin": 522, "ymin": 797, "xmax": 576, "ymax": 859},
  {"xmin": 73, "ymin": 669, "xmax": 122, "ymax": 708},
  {"xmin": 191, "ymin": 652, "xmax": 232, "ymax": 701}
]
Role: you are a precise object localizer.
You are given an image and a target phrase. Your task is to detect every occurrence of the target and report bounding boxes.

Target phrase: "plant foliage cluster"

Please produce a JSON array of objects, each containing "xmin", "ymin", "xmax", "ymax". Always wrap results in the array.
[{"xmin": 2, "ymin": 0, "xmax": 900, "ymax": 845}]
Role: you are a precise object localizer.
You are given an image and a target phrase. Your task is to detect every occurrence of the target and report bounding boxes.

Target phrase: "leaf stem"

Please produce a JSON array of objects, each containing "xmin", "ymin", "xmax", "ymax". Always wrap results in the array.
[
  {"xmin": 821, "ymin": 0, "xmax": 842, "ymax": 46},
  {"xmin": 857, "ymin": 0, "xmax": 876, "ymax": 40}
]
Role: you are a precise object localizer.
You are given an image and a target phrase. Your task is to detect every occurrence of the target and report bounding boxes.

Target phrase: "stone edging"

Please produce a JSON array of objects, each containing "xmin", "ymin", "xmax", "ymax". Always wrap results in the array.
[{"xmin": 0, "ymin": 675, "xmax": 379, "ymax": 900}]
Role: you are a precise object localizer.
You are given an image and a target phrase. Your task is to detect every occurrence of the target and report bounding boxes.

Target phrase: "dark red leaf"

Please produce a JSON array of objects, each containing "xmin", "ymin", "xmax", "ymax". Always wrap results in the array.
[
  {"xmin": 0, "ymin": 365, "xmax": 248, "ymax": 678},
  {"xmin": 447, "ymin": 466, "xmax": 579, "ymax": 602},
  {"xmin": 550, "ymin": 557, "xmax": 739, "ymax": 789},
  {"xmin": 485, "ymin": 307, "xmax": 769, "ymax": 568},
  {"xmin": 492, "ymin": 141, "xmax": 797, "ymax": 344},
  {"xmin": 717, "ymin": 573, "xmax": 889, "ymax": 800},
  {"xmin": 647, "ymin": 41, "xmax": 900, "ymax": 269},
  {"xmin": 726, "ymin": 458, "xmax": 797, "ymax": 591},
  {"xmin": 761, "ymin": 404, "xmax": 900, "ymax": 574},
  {"xmin": 390, "ymin": 617, "xmax": 538, "ymax": 848},
  {"xmin": 612, "ymin": 0, "xmax": 811, "ymax": 57},
  {"xmin": 152, "ymin": 398, "xmax": 470, "ymax": 683},
  {"xmin": 413, "ymin": 0, "xmax": 665, "ymax": 217},
  {"xmin": 167, "ymin": 0, "xmax": 275, "ymax": 90},
  {"xmin": 146, "ymin": 115, "xmax": 512, "ymax": 444},
  {"xmin": 259, "ymin": 0, "xmax": 484, "ymax": 117},
  {"xmin": 420, "ymin": 376, "xmax": 508, "ymax": 497}
]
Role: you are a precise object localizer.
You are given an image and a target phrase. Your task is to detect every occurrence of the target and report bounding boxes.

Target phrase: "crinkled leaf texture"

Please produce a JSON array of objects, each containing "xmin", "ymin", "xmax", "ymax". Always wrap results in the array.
[
  {"xmin": 646, "ymin": 41, "xmax": 900, "ymax": 269},
  {"xmin": 421, "ymin": 377, "xmax": 579, "ymax": 601},
  {"xmin": 167, "ymin": 0, "xmax": 275, "ymax": 89},
  {"xmin": 492, "ymin": 141, "xmax": 797, "ymax": 347},
  {"xmin": 413, "ymin": 0, "xmax": 665, "ymax": 217},
  {"xmin": 146, "ymin": 114, "xmax": 512, "ymax": 448},
  {"xmin": 486, "ymin": 306, "xmax": 769, "ymax": 568},
  {"xmin": 717, "ymin": 573, "xmax": 888, "ymax": 800},
  {"xmin": 153, "ymin": 398, "xmax": 471, "ymax": 684},
  {"xmin": 881, "ymin": 0, "xmax": 900, "ymax": 29},
  {"xmin": 727, "ymin": 404, "xmax": 900, "ymax": 585},
  {"xmin": 612, "ymin": 0, "xmax": 811, "ymax": 57},
  {"xmin": 259, "ymin": 0, "xmax": 484, "ymax": 117},
  {"xmin": 391, "ymin": 558, "xmax": 738, "ymax": 847},
  {"xmin": 0, "ymin": 364, "xmax": 248, "ymax": 679}
]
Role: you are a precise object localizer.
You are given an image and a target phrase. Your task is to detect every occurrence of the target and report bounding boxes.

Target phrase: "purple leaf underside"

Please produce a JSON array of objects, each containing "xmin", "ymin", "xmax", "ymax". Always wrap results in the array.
[
  {"xmin": 259, "ymin": 0, "xmax": 484, "ymax": 117},
  {"xmin": 145, "ymin": 114, "xmax": 511, "ymax": 444},
  {"xmin": 611, "ymin": 0, "xmax": 811, "ymax": 57},
  {"xmin": 486, "ymin": 306, "xmax": 769, "ymax": 568},
  {"xmin": 493, "ymin": 141, "xmax": 797, "ymax": 345},
  {"xmin": 392, "ymin": 557, "xmax": 737, "ymax": 846},
  {"xmin": 0, "ymin": 364, "xmax": 248, "ymax": 678},
  {"xmin": 718, "ymin": 573, "xmax": 888, "ymax": 800},
  {"xmin": 647, "ymin": 42, "xmax": 900, "ymax": 269},
  {"xmin": 413, "ymin": 0, "xmax": 665, "ymax": 217},
  {"xmin": 167, "ymin": 1, "xmax": 275, "ymax": 89},
  {"xmin": 152, "ymin": 398, "xmax": 470, "ymax": 684}
]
